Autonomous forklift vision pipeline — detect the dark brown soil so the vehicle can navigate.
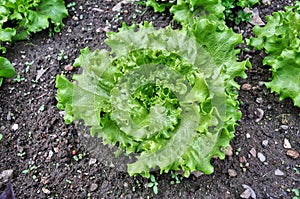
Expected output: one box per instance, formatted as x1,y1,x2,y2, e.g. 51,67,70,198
0,0,299,198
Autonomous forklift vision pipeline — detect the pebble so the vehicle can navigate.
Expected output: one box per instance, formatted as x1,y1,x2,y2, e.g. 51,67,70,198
249,8,265,26
262,140,268,147
283,138,292,149
72,16,79,21
228,169,237,177
191,171,203,177
256,98,263,104
275,169,284,176
286,150,299,159
53,147,59,153
0,170,13,182
255,108,264,122
90,183,98,192
64,65,74,71
262,0,271,5
241,184,256,199
123,182,128,187
48,150,54,158
240,189,251,199
246,133,251,139
42,187,51,194
280,125,289,130
89,158,97,165
241,83,252,91
11,124,18,131
257,152,266,162
223,145,233,156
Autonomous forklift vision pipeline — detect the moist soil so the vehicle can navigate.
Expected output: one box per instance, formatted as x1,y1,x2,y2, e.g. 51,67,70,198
0,0,299,198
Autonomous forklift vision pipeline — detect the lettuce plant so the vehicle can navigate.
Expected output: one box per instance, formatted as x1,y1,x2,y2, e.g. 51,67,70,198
145,0,259,25
0,0,68,85
56,19,249,177
249,2,300,108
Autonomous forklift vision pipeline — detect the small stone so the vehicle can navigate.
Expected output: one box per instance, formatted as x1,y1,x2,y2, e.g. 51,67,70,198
64,65,74,71
242,184,257,199
255,108,264,122
256,98,263,104
280,125,289,130
0,170,13,182
258,81,265,87
249,7,265,26
239,156,247,163
262,140,268,147
42,187,51,194
90,183,98,192
89,158,97,165
250,148,257,157
240,189,251,199
72,16,79,21
123,182,128,187
191,171,203,177
275,169,284,176
48,150,54,158
228,169,237,177
11,124,18,131
241,83,252,91
262,0,271,5
283,138,292,149
286,150,299,159
257,152,266,162
246,133,251,139
53,147,59,153
222,145,233,156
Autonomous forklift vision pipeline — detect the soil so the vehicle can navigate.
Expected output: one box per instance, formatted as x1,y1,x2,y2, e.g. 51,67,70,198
0,0,299,198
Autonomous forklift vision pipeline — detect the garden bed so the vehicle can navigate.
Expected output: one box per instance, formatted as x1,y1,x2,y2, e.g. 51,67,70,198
0,0,299,198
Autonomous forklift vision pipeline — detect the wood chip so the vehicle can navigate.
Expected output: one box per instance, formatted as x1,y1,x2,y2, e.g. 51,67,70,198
250,148,257,157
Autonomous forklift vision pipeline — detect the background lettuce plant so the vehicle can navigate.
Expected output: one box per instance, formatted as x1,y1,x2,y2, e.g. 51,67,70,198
144,0,225,25
56,19,249,177
0,0,68,85
144,0,259,25
249,2,300,108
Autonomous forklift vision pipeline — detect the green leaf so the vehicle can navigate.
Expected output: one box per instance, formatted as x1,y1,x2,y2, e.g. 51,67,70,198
25,10,49,33
153,185,158,194
0,133,3,141
0,57,16,78
37,0,68,31
0,28,16,42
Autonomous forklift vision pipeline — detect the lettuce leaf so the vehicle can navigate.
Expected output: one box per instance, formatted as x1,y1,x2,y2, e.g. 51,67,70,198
56,21,248,177
249,2,300,108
